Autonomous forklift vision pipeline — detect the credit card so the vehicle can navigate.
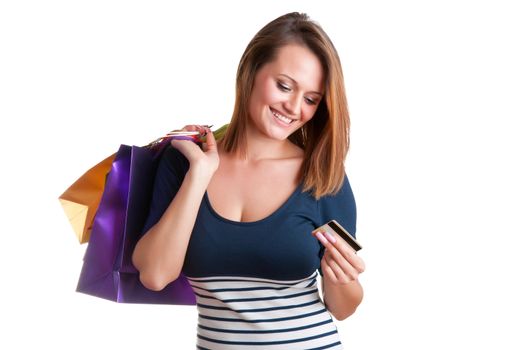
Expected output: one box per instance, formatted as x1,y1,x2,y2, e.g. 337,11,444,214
316,220,362,252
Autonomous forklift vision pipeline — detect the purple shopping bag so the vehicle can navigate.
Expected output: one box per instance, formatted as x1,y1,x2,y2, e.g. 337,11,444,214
76,141,196,305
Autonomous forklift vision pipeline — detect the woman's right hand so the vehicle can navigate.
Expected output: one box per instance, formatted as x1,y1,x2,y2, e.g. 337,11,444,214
170,125,219,181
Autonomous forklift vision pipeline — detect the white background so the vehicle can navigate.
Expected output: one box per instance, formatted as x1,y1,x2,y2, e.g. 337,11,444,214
1,1,526,349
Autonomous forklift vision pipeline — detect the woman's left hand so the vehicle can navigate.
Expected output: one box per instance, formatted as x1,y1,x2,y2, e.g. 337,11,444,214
312,229,365,285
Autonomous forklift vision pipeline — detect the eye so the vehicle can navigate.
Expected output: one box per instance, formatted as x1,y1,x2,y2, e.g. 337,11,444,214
277,82,291,92
304,97,317,106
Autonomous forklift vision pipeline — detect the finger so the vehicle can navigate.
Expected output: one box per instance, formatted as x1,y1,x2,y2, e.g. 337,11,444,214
347,253,365,274
321,255,338,283
322,231,365,273
314,231,347,265
170,138,201,160
324,253,355,283
314,231,330,247
316,231,363,279
181,125,209,138
326,242,363,278
182,125,201,132
202,127,217,153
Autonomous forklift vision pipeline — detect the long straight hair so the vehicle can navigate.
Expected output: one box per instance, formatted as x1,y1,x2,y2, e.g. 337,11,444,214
221,12,350,199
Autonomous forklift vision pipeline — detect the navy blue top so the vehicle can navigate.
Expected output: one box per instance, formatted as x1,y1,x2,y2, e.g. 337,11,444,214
142,146,357,281
142,146,357,349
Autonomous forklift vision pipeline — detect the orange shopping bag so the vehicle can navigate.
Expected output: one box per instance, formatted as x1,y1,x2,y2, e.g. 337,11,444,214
59,153,116,243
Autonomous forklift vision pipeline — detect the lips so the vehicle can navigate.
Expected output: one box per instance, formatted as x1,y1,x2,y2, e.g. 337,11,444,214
270,107,295,125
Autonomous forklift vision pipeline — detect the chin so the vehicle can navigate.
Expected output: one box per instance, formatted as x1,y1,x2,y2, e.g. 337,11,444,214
266,125,297,141
267,115,301,140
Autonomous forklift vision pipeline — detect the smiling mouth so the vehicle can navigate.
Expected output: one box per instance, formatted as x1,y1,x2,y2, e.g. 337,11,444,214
270,107,295,125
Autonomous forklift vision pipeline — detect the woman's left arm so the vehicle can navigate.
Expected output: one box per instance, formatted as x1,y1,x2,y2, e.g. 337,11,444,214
313,230,365,321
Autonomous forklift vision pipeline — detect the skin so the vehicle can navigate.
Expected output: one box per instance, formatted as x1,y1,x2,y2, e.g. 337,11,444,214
313,229,365,320
132,43,365,320
206,44,325,222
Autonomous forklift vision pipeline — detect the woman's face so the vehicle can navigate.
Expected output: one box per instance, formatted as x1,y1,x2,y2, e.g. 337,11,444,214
248,44,324,141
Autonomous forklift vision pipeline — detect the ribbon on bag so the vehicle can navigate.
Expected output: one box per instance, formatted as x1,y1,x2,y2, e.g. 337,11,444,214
71,124,228,304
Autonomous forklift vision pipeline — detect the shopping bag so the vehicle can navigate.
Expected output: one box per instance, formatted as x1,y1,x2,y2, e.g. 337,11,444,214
76,140,196,304
60,124,228,244
59,154,116,243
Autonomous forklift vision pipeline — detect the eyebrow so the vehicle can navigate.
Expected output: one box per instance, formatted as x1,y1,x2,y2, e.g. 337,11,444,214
278,74,323,96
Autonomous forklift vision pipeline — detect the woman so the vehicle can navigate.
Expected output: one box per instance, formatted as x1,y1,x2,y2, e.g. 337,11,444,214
133,12,365,349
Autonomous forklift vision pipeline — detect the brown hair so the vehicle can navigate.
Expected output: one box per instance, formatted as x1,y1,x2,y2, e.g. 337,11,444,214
221,12,350,199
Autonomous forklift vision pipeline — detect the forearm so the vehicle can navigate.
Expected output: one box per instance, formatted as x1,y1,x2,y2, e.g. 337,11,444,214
132,168,210,291
323,276,364,321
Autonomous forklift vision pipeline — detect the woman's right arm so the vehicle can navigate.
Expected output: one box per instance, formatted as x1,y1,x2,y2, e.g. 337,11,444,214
132,127,218,291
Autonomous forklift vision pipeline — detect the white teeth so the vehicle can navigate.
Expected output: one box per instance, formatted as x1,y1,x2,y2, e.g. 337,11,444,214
271,110,293,124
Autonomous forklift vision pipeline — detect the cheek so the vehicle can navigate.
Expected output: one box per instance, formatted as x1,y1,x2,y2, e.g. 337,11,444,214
301,106,318,123
260,80,282,104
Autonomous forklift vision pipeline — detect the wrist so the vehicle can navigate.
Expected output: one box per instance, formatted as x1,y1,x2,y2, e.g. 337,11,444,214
186,166,215,185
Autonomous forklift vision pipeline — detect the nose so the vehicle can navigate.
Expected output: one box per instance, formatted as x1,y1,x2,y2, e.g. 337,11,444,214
283,93,302,117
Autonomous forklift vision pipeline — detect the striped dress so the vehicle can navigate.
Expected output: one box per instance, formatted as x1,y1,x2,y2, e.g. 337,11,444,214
143,147,357,349
189,273,341,349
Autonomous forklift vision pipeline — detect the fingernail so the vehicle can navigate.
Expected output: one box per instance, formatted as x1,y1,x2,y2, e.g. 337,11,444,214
324,231,337,243
315,232,328,244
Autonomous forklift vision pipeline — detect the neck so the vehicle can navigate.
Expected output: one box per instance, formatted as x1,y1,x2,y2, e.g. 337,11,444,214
245,132,291,161
222,122,296,163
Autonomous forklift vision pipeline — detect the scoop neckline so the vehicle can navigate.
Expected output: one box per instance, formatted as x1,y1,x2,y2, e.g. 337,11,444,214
204,182,303,226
